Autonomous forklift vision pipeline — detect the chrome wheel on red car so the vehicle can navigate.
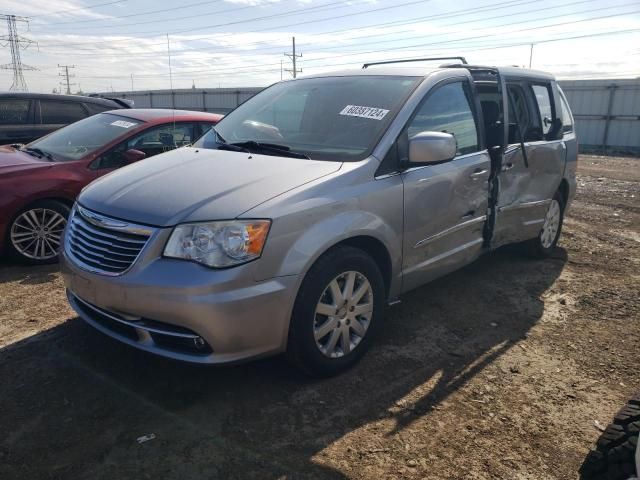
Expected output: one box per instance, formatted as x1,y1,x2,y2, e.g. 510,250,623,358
9,201,69,264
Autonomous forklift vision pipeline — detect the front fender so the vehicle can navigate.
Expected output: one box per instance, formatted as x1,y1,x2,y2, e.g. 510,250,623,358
257,207,403,300
243,158,404,297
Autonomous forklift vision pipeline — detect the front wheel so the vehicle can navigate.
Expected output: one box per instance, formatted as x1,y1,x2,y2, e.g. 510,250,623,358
525,190,565,258
286,245,385,377
8,200,70,265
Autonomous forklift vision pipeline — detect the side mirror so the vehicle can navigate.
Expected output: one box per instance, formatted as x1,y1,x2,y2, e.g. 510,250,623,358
122,148,146,163
408,131,456,165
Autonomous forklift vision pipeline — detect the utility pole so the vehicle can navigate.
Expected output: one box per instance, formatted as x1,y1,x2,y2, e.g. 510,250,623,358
58,64,76,94
284,36,302,78
0,14,37,91
529,43,534,68
130,73,134,91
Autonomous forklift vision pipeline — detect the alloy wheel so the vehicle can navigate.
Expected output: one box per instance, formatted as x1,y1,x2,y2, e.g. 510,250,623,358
10,208,67,260
541,199,561,249
314,270,374,358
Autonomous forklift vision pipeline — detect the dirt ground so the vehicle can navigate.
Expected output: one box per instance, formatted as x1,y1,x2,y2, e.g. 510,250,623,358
0,155,638,480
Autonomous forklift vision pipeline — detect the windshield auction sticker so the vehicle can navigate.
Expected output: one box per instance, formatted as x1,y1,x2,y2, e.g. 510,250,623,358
339,105,389,120
110,120,137,128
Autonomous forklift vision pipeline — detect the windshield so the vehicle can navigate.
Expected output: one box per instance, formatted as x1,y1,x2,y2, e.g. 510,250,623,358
29,113,143,161
193,76,420,161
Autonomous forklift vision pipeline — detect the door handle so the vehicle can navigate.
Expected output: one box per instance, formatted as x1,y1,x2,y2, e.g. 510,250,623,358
502,162,514,171
469,168,488,179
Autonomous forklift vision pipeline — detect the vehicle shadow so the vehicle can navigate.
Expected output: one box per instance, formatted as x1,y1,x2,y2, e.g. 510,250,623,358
0,258,59,285
0,247,567,480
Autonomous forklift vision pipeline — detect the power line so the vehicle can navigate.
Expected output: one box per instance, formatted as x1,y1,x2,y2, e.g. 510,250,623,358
28,29,638,83
5,2,637,86
42,0,373,34
24,28,638,81
0,14,37,91
42,2,256,31
42,8,640,80
36,0,633,67
39,0,223,25
34,0,608,65
39,0,545,56
31,0,128,18
36,0,435,47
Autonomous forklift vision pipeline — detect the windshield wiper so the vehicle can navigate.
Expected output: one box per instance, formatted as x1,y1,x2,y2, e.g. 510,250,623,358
230,141,309,159
217,143,251,154
210,128,250,154
21,147,54,161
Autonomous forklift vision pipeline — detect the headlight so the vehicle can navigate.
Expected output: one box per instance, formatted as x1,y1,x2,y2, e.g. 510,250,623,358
164,220,271,268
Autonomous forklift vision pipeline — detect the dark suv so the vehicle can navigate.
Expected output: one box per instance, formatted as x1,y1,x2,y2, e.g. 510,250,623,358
0,93,132,145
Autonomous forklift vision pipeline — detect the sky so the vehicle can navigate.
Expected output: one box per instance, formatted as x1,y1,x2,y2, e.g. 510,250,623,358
1,0,639,93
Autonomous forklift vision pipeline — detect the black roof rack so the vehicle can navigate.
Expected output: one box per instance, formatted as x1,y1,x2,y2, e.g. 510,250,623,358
362,56,468,69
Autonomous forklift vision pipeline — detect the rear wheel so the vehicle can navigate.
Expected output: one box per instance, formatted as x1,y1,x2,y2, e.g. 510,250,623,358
286,245,385,377
525,190,565,258
580,394,640,480
8,200,69,265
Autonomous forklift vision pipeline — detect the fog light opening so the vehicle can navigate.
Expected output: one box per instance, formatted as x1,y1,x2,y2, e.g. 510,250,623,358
193,337,206,350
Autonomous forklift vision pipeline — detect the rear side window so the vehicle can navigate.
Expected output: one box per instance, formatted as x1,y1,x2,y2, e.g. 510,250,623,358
507,84,541,143
408,81,479,156
559,92,574,133
531,84,554,139
40,100,87,124
0,99,30,125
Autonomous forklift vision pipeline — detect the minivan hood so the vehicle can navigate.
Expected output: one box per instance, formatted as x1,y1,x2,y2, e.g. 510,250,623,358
78,147,342,226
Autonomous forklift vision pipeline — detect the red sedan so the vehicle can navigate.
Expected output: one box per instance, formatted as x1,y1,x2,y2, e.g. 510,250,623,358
0,109,222,264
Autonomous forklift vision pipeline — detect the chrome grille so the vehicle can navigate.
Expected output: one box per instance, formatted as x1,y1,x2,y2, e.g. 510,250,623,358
65,205,153,275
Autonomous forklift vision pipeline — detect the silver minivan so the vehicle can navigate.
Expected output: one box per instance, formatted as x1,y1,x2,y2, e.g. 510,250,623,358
61,58,577,376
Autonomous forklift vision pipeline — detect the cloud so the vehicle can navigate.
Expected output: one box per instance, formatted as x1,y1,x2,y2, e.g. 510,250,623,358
2,0,120,20
2,0,638,92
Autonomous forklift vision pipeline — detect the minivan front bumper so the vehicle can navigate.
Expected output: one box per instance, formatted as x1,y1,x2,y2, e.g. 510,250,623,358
60,250,299,364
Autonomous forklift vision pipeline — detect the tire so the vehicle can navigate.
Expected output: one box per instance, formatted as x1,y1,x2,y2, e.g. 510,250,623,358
286,245,385,377
580,394,640,480
525,189,565,258
7,199,70,265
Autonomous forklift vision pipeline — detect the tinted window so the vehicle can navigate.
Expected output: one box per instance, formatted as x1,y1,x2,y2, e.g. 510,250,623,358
196,76,420,161
97,123,195,170
0,99,30,125
408,81,479,156
507,84,541,143
30,113,143,161
531,84,553,138
41,100,87,124
559,92,574,133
